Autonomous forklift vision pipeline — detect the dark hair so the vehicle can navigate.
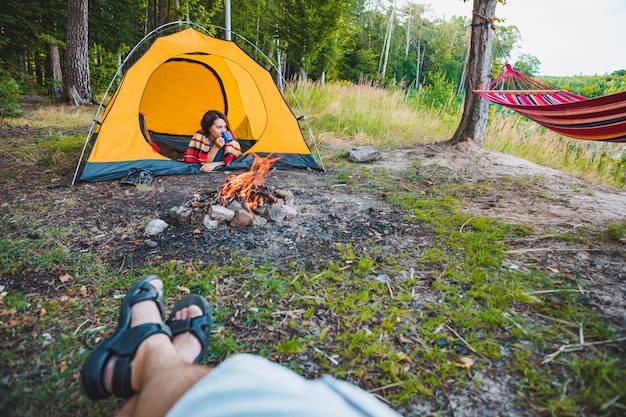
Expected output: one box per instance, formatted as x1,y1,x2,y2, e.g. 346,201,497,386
200,110,229,133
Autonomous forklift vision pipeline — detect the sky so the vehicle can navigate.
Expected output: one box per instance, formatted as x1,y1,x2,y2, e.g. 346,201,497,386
420,0,626,76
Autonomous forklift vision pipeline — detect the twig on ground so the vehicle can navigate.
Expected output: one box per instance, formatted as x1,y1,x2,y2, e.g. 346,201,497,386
312,347,338,366
542,337,626,364
459,218,471,233
526,289,598,295
368,381,403,393
502,311,528,335
579,323,584,345
445,324,489,360
508,247,601,254
386,281,394,298
533,312,578,327
73,319,91,335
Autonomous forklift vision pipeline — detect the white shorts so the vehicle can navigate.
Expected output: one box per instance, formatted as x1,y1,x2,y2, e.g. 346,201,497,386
166,354,401,417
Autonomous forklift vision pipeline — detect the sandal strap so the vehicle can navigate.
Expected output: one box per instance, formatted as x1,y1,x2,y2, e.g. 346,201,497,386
127,277,166,319
110,323,172,397
166,294,212,364
167,314,211,340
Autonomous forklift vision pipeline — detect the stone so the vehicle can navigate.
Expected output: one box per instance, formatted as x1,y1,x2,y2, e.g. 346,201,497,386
227,200,244,212
283,203,298,220
230,209,254,227
268,203,286,222
253,215,268,226
274,189,295,205
203,216,220,229
348,146,380,163
209,205,235,221
145,219,169,236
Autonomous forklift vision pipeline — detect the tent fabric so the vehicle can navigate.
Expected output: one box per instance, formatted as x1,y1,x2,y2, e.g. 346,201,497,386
79,28,321,182
475,64,626,143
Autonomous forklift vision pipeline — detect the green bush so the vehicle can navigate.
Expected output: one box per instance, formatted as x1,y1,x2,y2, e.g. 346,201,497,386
0,77,22,117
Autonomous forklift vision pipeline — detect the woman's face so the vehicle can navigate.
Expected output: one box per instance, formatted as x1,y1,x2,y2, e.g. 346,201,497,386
208,118,228,140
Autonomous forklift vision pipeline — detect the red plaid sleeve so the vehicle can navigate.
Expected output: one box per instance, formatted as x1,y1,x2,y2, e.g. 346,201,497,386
183,130,211,163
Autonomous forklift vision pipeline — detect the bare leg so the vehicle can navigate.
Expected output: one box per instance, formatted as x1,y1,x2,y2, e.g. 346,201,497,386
99,279,212,417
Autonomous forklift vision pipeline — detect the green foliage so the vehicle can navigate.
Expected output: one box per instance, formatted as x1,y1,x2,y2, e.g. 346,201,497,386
538,71,626,97
514,53,541,76
89,44,127,94
0,77,22,117
418,70,461,113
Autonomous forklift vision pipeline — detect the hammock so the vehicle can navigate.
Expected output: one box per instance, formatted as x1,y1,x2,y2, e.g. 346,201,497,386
475,64,626,142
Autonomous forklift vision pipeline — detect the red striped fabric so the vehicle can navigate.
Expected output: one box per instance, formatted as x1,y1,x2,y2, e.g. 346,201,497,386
475,65,626,142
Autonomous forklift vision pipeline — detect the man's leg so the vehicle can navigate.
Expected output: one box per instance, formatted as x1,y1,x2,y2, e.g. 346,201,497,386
130,305,213,417
94,278,212,417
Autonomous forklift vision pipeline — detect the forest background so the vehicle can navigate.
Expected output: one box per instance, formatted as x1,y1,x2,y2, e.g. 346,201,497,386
2,0,625,187
2,0,626,109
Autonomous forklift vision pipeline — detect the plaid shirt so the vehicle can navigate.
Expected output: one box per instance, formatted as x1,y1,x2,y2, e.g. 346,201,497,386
182,130,223,163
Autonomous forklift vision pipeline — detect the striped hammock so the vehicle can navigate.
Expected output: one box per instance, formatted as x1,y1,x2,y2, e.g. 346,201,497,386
475,64,626,142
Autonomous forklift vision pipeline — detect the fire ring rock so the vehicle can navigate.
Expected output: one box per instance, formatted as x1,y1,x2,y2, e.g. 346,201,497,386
348,146,380,163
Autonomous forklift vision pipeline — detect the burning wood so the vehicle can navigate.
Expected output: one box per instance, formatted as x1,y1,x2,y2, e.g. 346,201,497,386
217,154,282,210
169,154,300,228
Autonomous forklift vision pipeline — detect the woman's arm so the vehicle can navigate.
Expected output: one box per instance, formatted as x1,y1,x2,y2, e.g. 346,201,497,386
200,135,226,172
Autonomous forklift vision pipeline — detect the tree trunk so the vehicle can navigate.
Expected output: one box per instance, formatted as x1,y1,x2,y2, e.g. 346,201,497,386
448,0,496,146
66,0,92,104
156,0,167,27
173,0,179,21
48,44,63,96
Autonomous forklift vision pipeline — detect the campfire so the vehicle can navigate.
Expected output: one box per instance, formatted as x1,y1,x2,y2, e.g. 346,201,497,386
169,154,299,228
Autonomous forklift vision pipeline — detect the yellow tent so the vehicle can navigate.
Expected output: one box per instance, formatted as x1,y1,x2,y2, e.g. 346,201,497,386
78,27,320,182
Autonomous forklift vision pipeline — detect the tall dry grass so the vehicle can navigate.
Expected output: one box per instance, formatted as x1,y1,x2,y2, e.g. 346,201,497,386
6,104,95,129
288,80,459,147
290,81,625,188
484,112,626,187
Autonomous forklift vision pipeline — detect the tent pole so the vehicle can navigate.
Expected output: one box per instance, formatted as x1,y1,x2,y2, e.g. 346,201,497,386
225,0,232,40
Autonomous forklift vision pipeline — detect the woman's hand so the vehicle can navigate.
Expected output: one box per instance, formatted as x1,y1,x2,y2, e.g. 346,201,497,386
200,161,224,173
215,136,225,148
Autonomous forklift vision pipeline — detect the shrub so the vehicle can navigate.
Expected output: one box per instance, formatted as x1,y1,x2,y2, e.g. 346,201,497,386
0,77,22,117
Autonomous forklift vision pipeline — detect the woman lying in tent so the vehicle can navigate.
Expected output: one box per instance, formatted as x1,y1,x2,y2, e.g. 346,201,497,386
182,110,242,172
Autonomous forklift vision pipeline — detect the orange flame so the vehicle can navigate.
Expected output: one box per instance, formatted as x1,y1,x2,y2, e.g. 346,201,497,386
218,154,281,210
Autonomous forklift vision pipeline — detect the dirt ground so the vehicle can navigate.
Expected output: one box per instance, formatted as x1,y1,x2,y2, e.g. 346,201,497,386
1,136,625,416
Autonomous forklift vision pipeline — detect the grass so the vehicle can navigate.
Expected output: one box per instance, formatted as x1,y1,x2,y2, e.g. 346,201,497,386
1,86,625,416
483,110,626,188
288,81,626,188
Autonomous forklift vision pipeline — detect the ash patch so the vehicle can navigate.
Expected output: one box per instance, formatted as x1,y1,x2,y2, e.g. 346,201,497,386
105,170,429,272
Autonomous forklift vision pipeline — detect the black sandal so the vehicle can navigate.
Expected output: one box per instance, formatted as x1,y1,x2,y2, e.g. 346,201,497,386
81,275,172,400
166,294,212,364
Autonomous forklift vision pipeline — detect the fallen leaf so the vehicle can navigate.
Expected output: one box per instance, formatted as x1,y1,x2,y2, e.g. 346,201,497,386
59,274,72,283
397,335,415,345
177,285,191,294
455,356,474,368
39,308,47,317
0,308,17,316
185,268,193,278
548,267,559,274
192,228,202,235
